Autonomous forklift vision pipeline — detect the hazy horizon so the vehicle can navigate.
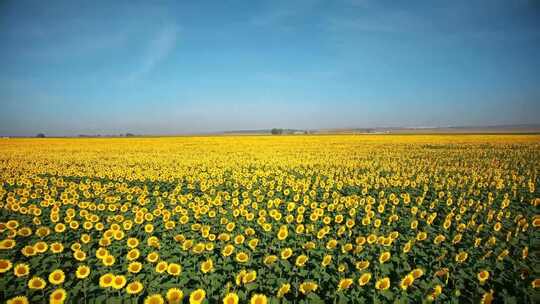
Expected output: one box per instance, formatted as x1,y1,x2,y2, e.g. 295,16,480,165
1,0,540,136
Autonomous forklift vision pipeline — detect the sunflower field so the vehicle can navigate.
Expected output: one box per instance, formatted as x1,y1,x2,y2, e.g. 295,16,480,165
0,135,539,304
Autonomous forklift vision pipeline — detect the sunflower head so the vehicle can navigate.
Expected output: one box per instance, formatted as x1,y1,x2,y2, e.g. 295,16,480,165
189,289,206,304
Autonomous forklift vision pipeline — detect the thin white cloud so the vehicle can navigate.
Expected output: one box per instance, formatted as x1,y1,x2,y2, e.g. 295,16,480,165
127,25,179,82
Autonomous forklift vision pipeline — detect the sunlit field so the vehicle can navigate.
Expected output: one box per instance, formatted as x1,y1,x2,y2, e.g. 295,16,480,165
0,135,539,304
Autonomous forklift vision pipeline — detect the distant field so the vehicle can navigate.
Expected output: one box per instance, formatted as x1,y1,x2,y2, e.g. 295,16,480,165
0,135,538,303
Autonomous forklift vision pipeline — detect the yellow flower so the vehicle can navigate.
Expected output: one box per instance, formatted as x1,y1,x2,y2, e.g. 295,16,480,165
477,270,489,285
400,274,415,290
200,259,214,273
277,226,288,241
455,251,468,263
99,273,114,288
299,281,318,294
295,255,308,267
480,290,494,304
0,259,13,273
75,265,90,279
321,255,332,267
338,278,354,290
14,263,30,277
263,255,278,266
112,275,127,290
144,294,164,304
378,252,391,264
156,261,168,273
355,260,369,271
167,263,182,276
128,261,143,273
242,270,257,284
375,277,390,290
222,244,234,257
7,296,29,304
223,292,239,304
250,294,268,304
49,288,67,304
358,273,372,286
532,278,540,288
48,269,65,285
126,281,144,295
280,248,293,260
28,276,47,290
411,268,424,279
236,252,249,263
166,288,184,304
277,283,291,298
189,289,206,304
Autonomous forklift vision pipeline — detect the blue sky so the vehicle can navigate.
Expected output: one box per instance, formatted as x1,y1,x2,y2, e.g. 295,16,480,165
1,0,539,135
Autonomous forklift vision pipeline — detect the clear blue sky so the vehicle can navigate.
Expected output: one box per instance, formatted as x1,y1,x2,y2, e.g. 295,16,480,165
1,0,539,136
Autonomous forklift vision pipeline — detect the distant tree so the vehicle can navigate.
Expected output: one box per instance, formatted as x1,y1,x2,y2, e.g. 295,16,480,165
271,128,283,135
125,133,135,137
36,133,46,138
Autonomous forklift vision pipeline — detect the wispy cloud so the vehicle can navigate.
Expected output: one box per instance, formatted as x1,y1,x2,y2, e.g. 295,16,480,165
127,25,179,82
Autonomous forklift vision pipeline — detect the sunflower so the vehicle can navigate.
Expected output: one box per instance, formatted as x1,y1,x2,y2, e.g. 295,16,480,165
49,288,67,304
295,255,308,267
378,252,391,264
280,248,293,260
242,270,257,284
73,250,86,261
375,277,390,290
532,279,540,288
355,260,369,271
223,292,239,304
166,263,181,276
277,283,291,298
263,255,277,266
480,290,494,304
236,252,249,263
128,261,143,274
28,276,47,290
222,244,234,257
34,241,48,253
147,252,160,263
166,288,184,304
400,274,415,290
200,259,214,274
236,270,247,286
358,273,372,286
102,255,115,266
6,296,29,304
75,265,90,279
156,261,168,273
0,239,17,249
126,281,144,295
0,259,13,273
321,255,332,267
48,269,65,285
250,294,268,304
477,270,489,285
112,275,127,290
299,281,318,294
189,289,206,304
126,248,140,261
127,237,139,248
455,251,468,263
338,278,354,290
144,294,165,304
411,268,424,279
14,263,30,277
99,273,114,288
277,227,288,241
